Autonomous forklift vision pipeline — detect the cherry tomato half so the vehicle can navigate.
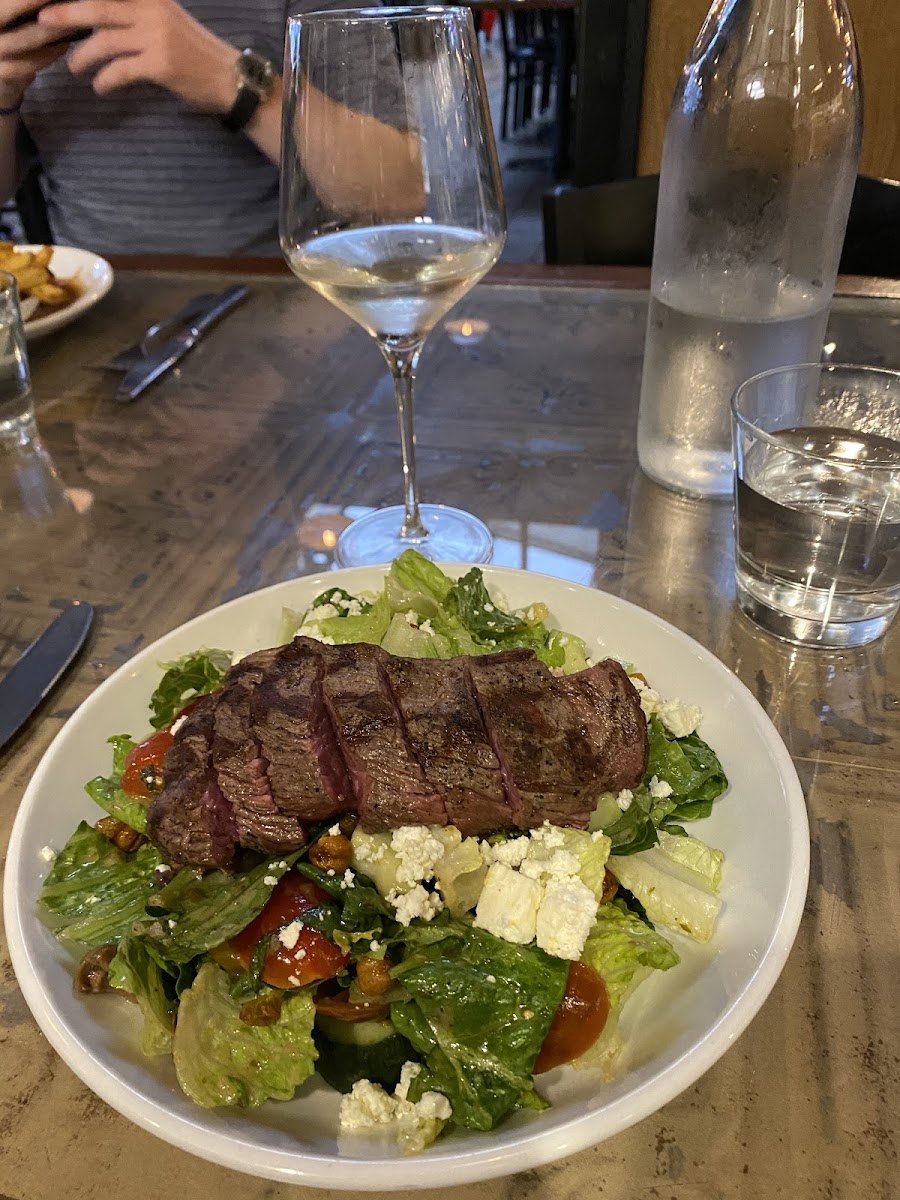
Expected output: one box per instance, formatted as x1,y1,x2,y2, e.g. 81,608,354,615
121,693,223,799
121,729,174,798
229,873,350,990
533,961,610,1073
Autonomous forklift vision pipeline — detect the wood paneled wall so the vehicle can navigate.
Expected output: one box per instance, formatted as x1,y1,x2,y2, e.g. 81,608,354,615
636,0,900,182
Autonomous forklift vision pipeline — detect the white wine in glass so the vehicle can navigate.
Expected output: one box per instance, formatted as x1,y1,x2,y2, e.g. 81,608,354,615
281,6,506,567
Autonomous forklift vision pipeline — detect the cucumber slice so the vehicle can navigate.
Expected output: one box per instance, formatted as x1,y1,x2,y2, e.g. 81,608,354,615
314,1017,418,1094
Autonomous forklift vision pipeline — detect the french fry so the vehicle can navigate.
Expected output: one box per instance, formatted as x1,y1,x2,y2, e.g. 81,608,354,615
13,266,51,292
1,251,35,272
1,244,77,319
31,283,69,306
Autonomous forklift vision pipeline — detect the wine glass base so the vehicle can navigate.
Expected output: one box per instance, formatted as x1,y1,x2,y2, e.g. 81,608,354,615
335,504,492,568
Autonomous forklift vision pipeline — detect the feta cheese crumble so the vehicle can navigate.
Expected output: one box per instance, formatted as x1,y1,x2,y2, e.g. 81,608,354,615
616,789,634,812
339,1075,452,1154
535,877,599,960
39,845,56,864
391,826,447,886
658,698,702,739
263,875,279,886
388,884,443,926
278,920,304,949
649,775,674,800
473,863,542,944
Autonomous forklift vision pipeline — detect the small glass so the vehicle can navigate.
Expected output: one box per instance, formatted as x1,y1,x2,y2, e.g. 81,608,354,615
732,363,900,647
0,271,34,436
0,272,72,531
280,6,506,567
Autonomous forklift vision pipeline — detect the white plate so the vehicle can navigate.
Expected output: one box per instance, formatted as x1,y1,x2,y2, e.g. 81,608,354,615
3,566,809,1189
14,245,114,340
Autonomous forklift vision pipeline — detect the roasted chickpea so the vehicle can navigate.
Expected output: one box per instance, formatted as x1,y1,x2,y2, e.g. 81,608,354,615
356,956,393,996
95,816,145,853
308,832,353,874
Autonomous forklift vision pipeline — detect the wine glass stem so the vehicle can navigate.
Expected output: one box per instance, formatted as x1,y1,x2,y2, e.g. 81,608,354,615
379,338,428,541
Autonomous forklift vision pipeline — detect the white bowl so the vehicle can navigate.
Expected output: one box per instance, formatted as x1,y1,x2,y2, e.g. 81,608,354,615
15,244,114,340
3,566,809,1189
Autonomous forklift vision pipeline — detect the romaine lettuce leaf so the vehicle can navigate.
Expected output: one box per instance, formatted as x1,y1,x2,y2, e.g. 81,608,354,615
657,829,724,891
608,848,722,942
581,899,679,1009
38,822,163,946
316,591,393,646
141,854,301,964
85,734,150,833
645,716,728,825
148,649,232,730
390,926,567,1131
590,789,659,856
387,550,454,611
172,963,317,1107
108,935,176,1055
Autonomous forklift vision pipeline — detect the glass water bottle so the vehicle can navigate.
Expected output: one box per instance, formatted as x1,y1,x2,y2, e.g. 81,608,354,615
637,0,862,498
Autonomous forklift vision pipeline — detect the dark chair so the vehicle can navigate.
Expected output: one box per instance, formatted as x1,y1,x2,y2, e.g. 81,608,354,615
542,173,900,277
542,174,658,265
499,10,557,139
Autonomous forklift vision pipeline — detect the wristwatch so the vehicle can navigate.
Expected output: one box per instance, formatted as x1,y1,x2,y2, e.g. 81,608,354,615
221,49,277,134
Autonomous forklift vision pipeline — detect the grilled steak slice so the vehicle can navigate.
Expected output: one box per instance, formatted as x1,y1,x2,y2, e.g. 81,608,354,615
251,638,352,822
559,658,649,795
319,642,447,829
147,694,238,867
467,650,648,829
212,649,308,855
383,655,512,835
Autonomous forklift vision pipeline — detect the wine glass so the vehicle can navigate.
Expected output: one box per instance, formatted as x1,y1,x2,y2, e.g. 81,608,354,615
281,5,506,567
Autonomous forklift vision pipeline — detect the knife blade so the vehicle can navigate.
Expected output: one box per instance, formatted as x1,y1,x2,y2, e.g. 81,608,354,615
115,283,250,403
0,601,94,750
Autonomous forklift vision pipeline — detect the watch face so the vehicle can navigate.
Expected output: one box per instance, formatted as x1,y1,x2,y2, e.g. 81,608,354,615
239,50,275,96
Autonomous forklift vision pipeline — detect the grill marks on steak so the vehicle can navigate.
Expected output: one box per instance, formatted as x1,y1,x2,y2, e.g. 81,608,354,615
384,655,512,835
148,638,649,866
146,694,238,868
213,649,308,855
320,642,447,829
251,640,351,822
467,651,615,829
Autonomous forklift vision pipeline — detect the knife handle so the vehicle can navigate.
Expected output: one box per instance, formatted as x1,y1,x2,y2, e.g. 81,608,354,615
190,284,250,338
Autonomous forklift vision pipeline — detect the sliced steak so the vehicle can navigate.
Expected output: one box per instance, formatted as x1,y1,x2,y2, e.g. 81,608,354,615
559,658,649,794
251,638,352,822
383,655,512,835
467,650,648,829
147,694,238,868
319,642,446,829
212,649,308,855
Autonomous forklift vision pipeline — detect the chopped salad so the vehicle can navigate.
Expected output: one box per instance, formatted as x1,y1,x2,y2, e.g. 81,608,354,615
38,552,729,1154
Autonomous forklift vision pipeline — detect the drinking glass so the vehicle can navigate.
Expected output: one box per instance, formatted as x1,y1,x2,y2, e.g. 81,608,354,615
0,271,72,532
732,363,900,648
281,6,506,567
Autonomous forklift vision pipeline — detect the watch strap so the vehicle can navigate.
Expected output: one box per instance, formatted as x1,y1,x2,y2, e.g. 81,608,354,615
222,85,261,134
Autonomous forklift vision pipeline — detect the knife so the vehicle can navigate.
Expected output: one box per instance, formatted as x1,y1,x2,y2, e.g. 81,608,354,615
115,284,250,403
0,601,94,750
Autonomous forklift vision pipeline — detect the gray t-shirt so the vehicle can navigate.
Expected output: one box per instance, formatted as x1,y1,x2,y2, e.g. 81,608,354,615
21,1,289,256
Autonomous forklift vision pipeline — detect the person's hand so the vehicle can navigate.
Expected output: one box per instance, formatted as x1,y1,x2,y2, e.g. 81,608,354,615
38,0,240,112
0,1,71,111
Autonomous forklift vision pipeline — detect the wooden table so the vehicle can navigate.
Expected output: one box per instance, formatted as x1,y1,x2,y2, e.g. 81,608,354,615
1,260,898,1200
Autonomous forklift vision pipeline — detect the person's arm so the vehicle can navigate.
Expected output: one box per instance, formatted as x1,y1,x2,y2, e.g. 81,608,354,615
38,0,282,163
0,1,70,201
295,82,425,223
